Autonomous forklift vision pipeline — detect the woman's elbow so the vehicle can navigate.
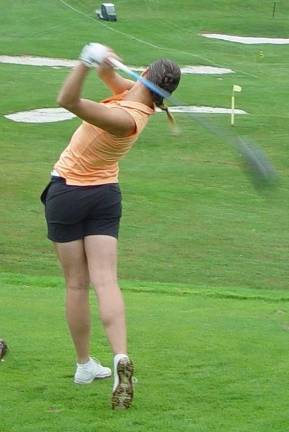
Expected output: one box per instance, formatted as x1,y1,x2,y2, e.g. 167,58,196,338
57,95,68,108
57,96,75,111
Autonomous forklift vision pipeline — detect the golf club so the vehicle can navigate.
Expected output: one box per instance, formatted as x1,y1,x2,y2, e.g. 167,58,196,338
109,57,279,190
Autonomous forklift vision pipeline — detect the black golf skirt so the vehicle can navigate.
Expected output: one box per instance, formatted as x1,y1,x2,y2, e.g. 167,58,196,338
40,176,122,243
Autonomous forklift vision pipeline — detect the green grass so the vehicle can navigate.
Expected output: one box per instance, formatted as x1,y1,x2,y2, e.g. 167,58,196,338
1,63,289,289
2,273,289,432
1,0,289,429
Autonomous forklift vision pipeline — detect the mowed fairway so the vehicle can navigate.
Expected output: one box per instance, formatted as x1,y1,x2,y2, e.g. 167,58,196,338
1,0,289,430
2,274,289,432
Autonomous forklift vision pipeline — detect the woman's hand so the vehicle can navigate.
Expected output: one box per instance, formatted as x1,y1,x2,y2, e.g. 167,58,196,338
80,43,120,72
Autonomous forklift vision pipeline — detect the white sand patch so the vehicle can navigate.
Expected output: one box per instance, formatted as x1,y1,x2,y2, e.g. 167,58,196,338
5,108,76,123
0,55,233,75
202,33,289,45
132,65,233,75
0,55,78,68
181,66,233,75
160,106,247,114
4,107,247,123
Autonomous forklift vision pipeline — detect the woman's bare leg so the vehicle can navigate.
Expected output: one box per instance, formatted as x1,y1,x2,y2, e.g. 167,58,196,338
55,240,90,364
84,235,127,355
85,234,133,409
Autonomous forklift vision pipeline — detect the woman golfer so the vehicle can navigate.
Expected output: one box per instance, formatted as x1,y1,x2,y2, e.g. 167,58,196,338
41,43,181,409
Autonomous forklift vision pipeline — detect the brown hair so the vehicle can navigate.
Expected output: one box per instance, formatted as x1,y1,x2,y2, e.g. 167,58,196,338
146,58,181,133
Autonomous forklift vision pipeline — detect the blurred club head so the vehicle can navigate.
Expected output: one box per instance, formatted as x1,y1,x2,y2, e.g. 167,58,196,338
235,137,279,191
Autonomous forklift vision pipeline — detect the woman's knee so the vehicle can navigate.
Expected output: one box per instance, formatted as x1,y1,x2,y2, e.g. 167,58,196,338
66,277,90,291
99,301,125,327
90,278,118,296
91,282,125,323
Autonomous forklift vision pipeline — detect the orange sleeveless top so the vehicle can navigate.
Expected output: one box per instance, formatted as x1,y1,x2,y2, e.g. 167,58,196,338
54,93,154,185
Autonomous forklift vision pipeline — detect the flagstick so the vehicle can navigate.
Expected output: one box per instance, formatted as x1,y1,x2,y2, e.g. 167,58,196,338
231,85,242,126
231,92,235,126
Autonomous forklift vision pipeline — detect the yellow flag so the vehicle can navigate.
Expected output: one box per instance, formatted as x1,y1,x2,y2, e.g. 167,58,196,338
233,85,242,92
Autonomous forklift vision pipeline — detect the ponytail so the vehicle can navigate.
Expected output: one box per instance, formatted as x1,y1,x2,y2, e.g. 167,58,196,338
158,103,180,136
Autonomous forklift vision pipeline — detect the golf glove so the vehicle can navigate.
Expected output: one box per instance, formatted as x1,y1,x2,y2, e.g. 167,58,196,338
80,43,110,68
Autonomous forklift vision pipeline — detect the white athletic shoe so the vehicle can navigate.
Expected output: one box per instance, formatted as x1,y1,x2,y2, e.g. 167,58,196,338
74,357,112,384
112,354,134,409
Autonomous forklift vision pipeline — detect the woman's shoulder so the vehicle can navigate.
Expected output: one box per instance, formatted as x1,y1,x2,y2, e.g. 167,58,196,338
117,100,154,115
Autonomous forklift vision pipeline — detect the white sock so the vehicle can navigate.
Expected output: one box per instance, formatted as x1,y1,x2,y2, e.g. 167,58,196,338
77,357,91,368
